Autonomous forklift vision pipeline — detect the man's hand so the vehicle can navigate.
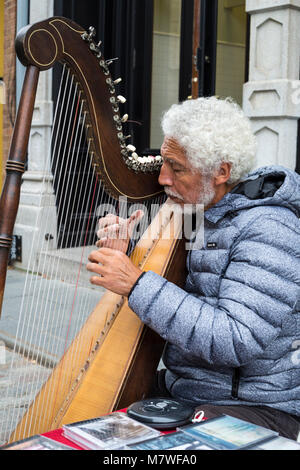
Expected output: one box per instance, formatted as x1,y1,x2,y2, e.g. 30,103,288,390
96,210,144,253
87,247,144,296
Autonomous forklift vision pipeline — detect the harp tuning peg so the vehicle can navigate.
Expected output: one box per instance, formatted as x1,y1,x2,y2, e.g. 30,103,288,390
127,144,136,152
88,26,96,39
117,95,126,104
113,78,122,85
89,42,97,51
106,57,119,66
95,45,102,58
81,32,89,41
121,114,128,123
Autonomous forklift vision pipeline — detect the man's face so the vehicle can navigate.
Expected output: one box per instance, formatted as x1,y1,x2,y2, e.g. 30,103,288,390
158,137,216,208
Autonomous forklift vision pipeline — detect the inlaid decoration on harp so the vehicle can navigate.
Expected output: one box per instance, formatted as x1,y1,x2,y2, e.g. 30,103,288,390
0,16,186,446
81,25,163,174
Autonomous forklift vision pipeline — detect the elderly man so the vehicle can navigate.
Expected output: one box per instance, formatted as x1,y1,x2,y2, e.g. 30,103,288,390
87,97,300,440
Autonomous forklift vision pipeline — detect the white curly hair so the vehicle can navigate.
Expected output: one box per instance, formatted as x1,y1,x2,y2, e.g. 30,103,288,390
161,96,257,184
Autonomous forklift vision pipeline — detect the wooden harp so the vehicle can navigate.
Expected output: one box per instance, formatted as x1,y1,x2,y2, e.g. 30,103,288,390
0,17,186,444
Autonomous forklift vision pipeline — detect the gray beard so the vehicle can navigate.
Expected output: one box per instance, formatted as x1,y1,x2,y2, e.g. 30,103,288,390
164,180,216,213
196,179,216,208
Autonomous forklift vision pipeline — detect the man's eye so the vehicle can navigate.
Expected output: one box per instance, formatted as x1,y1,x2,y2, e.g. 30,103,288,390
173,168,184,173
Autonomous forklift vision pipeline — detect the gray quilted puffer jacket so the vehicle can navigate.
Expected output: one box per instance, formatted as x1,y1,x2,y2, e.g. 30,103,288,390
128,165,300,416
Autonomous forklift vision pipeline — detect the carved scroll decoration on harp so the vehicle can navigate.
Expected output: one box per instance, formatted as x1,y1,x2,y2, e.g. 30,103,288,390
0,17,187,444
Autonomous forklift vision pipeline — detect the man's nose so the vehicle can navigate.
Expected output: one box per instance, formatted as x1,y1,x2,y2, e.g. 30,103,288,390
158,162,173,187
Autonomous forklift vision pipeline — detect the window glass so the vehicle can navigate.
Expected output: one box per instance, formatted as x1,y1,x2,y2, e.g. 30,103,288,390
215,0,247,106
150,0,182,148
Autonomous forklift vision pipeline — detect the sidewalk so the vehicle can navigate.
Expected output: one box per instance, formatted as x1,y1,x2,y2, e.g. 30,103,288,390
0,265,104,445
0,266,103,364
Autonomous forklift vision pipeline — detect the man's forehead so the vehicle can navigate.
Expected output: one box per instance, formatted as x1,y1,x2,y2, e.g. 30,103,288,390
160,137,204,174
161,136,182,151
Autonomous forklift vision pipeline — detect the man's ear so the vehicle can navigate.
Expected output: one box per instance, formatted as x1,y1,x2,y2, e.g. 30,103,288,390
214,162,232,186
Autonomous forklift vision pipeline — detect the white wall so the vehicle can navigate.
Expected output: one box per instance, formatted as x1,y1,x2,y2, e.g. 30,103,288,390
243,0,300,170
14,0,55,271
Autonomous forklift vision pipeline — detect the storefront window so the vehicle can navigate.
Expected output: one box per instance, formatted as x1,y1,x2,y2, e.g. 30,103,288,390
150,0,182,148
215,0,247,105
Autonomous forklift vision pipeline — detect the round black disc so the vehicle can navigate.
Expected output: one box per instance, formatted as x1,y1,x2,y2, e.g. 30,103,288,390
127,398,195,429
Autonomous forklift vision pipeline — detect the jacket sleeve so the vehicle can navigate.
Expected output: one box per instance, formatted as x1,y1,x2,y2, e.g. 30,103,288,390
128,214,300,367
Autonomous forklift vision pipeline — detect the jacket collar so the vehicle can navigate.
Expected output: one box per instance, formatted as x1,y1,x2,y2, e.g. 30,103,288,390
204,193,241,224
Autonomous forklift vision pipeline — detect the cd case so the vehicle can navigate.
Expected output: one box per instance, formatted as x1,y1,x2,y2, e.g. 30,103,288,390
1,435,74,450
179,414,279,450
248,436,300,451
127,430,214,450
62,412,161,450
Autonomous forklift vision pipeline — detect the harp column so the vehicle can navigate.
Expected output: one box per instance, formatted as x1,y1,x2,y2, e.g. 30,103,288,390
243,0,300,169
14,0,56,271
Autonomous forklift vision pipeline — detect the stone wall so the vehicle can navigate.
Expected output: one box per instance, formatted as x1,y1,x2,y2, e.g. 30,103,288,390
243,0,300,169
13,0,56,271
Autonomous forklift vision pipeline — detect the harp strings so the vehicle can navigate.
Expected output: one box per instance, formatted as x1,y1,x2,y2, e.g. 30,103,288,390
31,84,91,435
3,64,76,441
23,68,108,437
1,66,66,442
2,61,165,444
2,65,95,442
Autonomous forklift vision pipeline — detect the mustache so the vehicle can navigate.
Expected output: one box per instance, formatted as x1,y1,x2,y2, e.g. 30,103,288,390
164,187,184,201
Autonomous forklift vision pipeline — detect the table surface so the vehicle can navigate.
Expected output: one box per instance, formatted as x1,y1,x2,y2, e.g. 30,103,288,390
43,427,85,450
42,408,178,450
